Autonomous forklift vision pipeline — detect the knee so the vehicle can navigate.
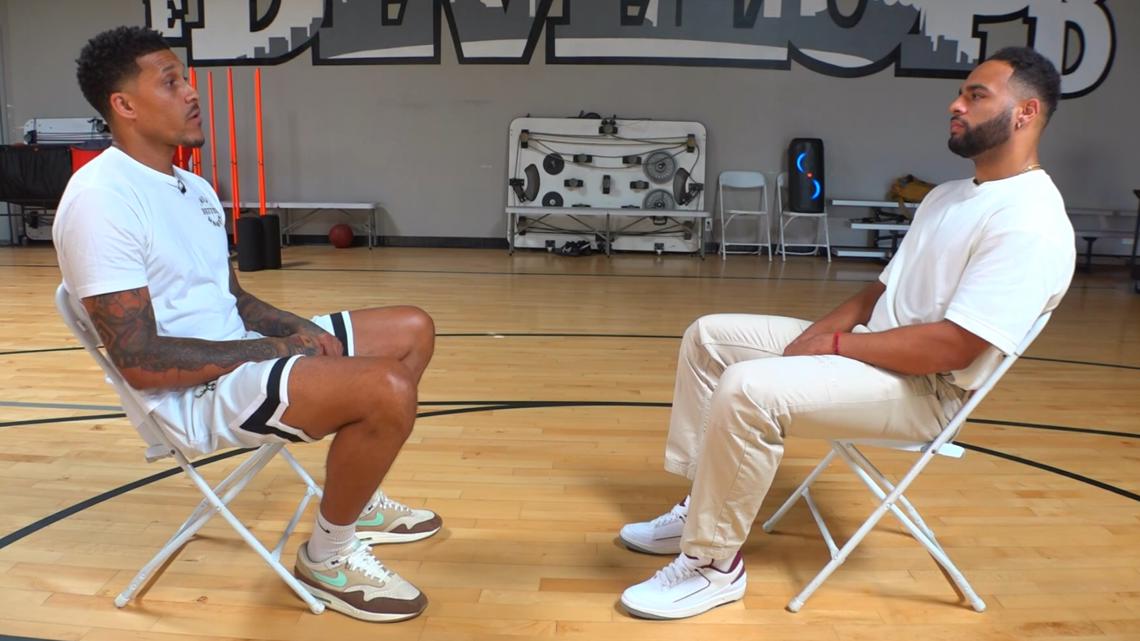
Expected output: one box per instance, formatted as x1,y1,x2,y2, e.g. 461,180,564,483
364,364,418,440
403,306,435,351
680,315,712,354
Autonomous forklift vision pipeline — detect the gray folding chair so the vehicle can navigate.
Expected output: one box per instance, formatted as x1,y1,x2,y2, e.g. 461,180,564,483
776,172,832,261
55,283,327,614
717,170,772,260
763,312,1053,612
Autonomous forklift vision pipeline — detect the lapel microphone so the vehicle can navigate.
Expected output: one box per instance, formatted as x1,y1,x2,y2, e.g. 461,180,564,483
177,178,186,194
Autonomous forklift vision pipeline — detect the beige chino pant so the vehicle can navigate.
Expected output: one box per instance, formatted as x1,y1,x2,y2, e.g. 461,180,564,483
664,314,966,559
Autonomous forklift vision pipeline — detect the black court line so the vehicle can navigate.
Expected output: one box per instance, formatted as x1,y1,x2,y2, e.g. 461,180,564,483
0,346,84,356
2,400,1137,559
437,332,682,340
0,412,127,429
0,448,250,551
1021,355,1140,371
0,259,1131,291
969,418,1139,440
956,442,1140,502
3,335,1138,373
285,265,880,284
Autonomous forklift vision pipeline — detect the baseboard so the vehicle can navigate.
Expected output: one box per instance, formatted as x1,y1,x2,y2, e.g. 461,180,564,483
286,235,509,250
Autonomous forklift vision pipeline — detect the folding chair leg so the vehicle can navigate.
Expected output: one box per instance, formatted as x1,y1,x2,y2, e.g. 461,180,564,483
114,446,279,608
783,444,985,613
181,461,326,615
115,447,326,616
832,445,986,613
281,447,324,498
762,449,837,533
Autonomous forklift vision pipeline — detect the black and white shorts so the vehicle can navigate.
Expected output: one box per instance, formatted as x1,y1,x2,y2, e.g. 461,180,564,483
151,311,355,455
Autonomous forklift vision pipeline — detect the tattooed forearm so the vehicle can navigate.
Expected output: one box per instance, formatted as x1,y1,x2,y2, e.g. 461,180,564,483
83,287,318,391
234,290,314,336
229,267,316,337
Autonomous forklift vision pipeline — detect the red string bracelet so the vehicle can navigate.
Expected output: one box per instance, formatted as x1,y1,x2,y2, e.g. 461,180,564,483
833,331,841,356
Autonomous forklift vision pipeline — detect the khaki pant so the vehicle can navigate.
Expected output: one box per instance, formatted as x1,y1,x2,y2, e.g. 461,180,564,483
665,314,966,559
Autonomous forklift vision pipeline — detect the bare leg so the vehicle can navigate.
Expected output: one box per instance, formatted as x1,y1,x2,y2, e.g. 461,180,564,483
347,306,435,383
281,356,416,523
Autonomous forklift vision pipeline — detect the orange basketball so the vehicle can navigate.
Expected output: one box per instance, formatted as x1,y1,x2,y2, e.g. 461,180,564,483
328,223,354,249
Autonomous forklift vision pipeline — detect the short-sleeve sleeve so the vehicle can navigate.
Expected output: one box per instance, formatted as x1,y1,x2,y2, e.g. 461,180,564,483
57,187,150,300
943,210,1070,355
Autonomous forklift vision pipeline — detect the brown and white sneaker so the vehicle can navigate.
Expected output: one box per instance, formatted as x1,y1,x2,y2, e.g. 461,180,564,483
355,491,442,544
295,539,427,622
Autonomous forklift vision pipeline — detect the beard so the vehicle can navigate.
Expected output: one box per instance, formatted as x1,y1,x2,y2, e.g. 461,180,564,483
948,110,1012,158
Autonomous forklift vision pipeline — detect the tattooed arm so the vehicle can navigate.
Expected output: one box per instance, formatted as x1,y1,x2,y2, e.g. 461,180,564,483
83,286,320,391
229,267,343,355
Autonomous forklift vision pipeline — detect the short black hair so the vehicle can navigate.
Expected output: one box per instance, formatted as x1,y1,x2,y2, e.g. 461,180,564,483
76,26,171,120
987,46,1062,122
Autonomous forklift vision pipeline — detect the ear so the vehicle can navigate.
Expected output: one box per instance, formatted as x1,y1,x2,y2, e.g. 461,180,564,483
108,90,138,124
1016,97,1042,130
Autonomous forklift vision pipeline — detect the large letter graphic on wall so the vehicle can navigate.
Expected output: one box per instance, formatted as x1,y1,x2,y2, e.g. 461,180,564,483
896,0,1115,97
144,0,325,65
441,0,554,63
548,0,795,67
144,1,1116,98
314,1,439,64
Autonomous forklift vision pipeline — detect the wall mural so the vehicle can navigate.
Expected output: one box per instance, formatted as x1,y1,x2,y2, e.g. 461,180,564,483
143,0,1116,98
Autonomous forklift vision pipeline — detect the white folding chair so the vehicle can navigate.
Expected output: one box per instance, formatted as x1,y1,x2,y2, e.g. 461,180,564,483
717,171,772,260
776,172,832,262
54,284,327,615
763,311,1053,613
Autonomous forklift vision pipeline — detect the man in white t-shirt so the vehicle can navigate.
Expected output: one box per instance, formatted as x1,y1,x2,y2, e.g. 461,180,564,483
618,47,1076,619
54,27,436,623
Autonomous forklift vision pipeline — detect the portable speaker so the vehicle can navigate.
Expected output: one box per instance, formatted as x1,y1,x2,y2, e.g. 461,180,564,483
237,216,265,272
787,138,825,213
261,214,281,270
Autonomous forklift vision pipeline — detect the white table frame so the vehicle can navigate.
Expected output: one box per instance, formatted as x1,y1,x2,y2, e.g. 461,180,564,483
506,206,712,257
221,201,379,249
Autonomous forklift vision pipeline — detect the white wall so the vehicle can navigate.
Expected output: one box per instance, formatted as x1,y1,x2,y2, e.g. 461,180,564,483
0,1,1135,251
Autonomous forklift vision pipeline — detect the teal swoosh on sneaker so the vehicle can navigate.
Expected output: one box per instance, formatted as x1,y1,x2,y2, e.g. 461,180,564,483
313,570,348,588
357,513,385,527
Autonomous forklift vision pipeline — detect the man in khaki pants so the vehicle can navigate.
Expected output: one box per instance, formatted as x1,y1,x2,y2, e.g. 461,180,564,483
619,47,1076,620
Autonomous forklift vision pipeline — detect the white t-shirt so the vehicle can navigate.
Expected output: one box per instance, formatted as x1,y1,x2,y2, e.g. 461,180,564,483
866,170,1074,390
53,146,246,409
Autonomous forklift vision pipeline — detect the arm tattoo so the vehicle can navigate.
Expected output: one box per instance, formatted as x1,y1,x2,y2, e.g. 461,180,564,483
84,287,312,390
229,268,316,337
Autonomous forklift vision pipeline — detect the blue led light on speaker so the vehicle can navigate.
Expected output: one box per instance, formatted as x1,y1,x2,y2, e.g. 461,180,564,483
812,179,822,201
796,152,807,174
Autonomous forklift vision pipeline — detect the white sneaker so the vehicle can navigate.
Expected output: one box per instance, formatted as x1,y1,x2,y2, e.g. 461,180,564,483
621,552,746,620
619,499,687,555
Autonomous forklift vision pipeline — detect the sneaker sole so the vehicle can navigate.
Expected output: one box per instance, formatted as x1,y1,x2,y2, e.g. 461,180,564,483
618,534,682,556
620,574,747,620
297,581,426,623
357,526,441,545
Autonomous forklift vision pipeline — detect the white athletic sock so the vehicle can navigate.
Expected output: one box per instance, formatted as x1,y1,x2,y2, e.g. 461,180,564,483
307,509,358,563
359,491,382,518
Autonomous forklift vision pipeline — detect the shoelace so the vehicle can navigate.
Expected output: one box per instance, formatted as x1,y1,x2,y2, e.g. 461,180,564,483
650,502,688,527
654,555,701,587
376,491,413,514
344,543,394,583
